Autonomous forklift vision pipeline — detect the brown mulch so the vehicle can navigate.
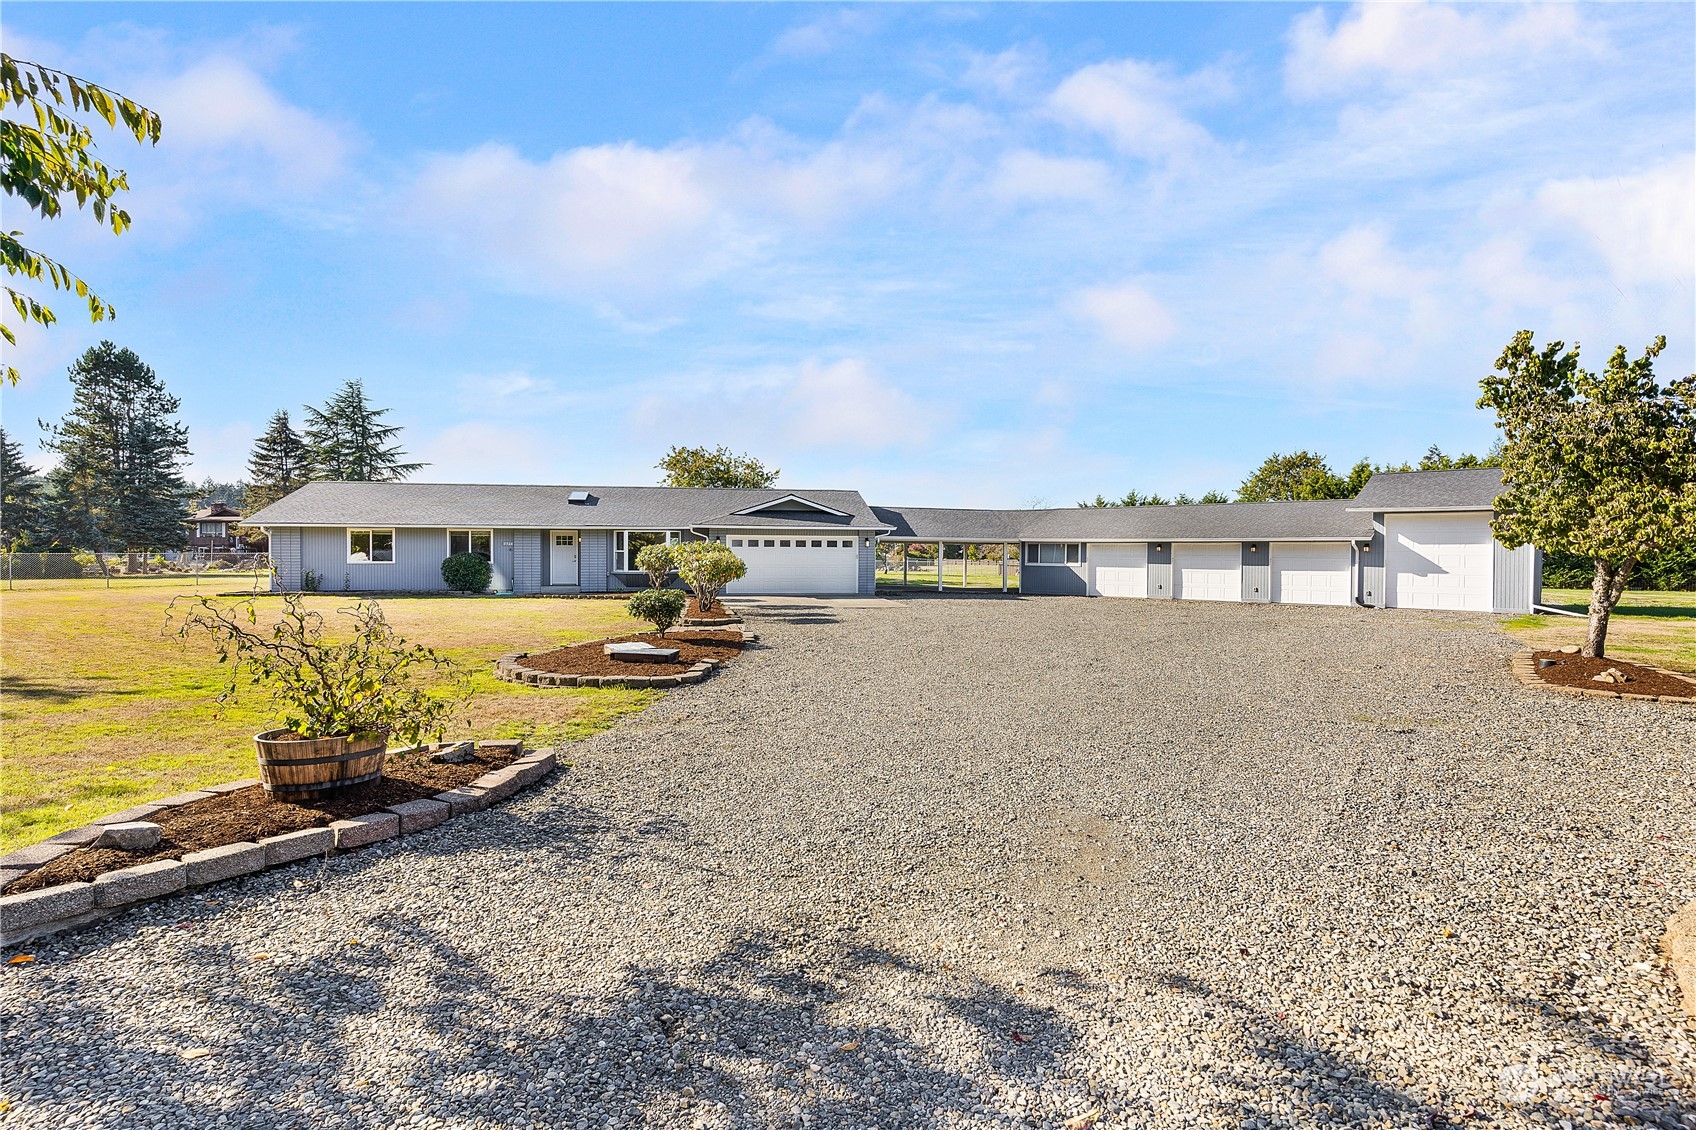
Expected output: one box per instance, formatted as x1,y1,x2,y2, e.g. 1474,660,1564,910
684,598,739,621
1530,651,1696,698
5,745,523,895
515,630,746,677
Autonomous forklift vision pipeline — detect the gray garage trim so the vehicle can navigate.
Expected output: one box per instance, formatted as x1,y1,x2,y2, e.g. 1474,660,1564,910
1359,517,1386,608
1492,540,1541,614
1146,541,1174,599
1241,542,1270,603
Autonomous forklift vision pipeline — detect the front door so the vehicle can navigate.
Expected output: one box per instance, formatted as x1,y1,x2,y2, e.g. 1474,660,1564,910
549,531,578,586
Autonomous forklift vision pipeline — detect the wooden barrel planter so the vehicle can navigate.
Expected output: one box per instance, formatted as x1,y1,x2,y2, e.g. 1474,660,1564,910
253,730,387,796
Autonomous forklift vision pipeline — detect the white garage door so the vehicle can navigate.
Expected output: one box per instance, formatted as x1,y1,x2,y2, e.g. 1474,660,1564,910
723,533,859,595
1174,543,1240,602
1386,513,1493,612
1271,542,1353,606
1090,543,1147,598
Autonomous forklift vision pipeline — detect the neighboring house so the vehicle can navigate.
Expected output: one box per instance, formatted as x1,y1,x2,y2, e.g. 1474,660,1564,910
244,468,1540,612
185,504,256,553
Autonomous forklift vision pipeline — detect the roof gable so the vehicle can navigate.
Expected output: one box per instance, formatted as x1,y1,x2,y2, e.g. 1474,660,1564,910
730,493,851,518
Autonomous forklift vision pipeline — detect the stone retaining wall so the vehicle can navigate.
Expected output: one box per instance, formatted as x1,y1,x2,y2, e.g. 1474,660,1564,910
0,745,559,947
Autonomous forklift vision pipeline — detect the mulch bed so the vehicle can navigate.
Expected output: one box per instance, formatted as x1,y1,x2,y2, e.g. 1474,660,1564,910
515,630,746,677
684,598,739,621
5,745,522,895
1530,651,1696,699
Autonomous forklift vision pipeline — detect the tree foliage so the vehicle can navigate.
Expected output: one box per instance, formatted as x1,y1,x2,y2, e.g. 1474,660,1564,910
1078,488,1230,507
657,445,778,489
303,380,424,482
440,551,492,593
41,341,190,551
169,593,463,744
1,55,161,385
672,540,747,612
0,425,47,547
245,410,310,511
634,542,676,590
627,587,686,636
1478,331,1696,656
1235,451,1364,502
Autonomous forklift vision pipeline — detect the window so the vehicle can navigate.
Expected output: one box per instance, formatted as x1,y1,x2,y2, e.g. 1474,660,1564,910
763,539,775,547
1025,542,1084,566
198,521,225,537
448,530,493,559
826,540,838,548
554,533,574,547
780,539,791,547
348,529,395,563
731,539,744,547
811,540,823,547
614,530,680,571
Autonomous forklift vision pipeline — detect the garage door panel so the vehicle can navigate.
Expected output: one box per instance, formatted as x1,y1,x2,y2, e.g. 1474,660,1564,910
724,535,858,595
1385,514,1493,612
1174,543,1239,602
1271,542,1352,606
1090,543,1147,598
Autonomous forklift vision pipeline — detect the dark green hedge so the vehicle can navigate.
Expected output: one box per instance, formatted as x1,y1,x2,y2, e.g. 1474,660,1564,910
1542,541,1696,592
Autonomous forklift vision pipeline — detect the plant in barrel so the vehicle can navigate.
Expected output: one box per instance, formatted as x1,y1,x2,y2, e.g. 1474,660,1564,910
168,593,464,796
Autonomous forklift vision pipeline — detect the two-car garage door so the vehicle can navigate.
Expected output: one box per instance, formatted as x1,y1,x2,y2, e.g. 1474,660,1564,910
725,534,859,595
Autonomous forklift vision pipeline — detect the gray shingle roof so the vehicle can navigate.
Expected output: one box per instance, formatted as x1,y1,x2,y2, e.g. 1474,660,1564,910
873,500,1370,542
245,482,888,530
1346,468,1504,512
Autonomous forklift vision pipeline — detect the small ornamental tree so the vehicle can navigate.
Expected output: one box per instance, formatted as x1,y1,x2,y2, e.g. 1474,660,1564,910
634,542,676,590
673,540,747,613
168,593,463,744
1478,331,1696,657
627,587,685,636
441,551,492,593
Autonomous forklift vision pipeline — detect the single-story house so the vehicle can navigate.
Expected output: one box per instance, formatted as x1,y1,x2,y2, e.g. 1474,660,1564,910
244,467,1541,612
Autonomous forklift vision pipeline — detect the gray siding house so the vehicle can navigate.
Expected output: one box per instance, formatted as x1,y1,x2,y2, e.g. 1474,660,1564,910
247,469,1539,612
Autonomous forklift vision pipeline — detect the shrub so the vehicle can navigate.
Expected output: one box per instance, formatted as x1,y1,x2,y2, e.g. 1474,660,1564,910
167,593,464,744
673,541,747,613
441,552,493,592
301,569,322,592
627,587,686,635
634,542,676,590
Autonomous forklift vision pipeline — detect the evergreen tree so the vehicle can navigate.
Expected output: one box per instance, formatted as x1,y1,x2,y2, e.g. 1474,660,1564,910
41,341,191,549
302,381,423,482
245,409,310,509
0,425,46,546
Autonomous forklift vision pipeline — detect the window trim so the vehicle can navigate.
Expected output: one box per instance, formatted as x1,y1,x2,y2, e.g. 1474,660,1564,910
1024,542,1086,566
614,529,682,571
446,528,494,560
348,528,396,564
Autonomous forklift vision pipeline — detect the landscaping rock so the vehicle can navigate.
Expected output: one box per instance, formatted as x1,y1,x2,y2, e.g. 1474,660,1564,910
181,842,266,886
429,741,476,764
1558,644,1581,653
92,859,187,908
330,811,399,849
258,827,334,865
386,798,450,833
1666,900,1696,1017
470,766,523,803
92,822,163,852
0,882,94,936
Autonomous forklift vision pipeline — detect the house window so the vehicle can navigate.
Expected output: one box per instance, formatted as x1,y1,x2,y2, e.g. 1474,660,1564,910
1025,542,1085,566
731,539,743,547
198,521,226,537
348,529,395,563
448,530,493,559
554,534,574,547
614,530,680,571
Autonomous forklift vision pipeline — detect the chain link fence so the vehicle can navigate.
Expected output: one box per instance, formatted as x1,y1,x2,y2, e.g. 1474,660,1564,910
2,550,273,587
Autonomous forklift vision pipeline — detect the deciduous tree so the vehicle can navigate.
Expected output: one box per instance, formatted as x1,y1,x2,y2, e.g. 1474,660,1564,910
1236,451,1352,502
656,445,778,489
1,55,161,385
1478,330,1696,656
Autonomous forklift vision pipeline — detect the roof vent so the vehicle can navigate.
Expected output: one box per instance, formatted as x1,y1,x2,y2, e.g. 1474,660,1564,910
567,491,591,504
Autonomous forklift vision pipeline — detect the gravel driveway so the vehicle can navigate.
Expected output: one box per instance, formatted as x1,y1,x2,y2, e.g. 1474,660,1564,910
6,596,1693,1129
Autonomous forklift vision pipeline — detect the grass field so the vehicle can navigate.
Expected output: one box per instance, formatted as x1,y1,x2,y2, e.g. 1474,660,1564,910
1501,588,1696,673
0,577,654,851
877,560,1019,589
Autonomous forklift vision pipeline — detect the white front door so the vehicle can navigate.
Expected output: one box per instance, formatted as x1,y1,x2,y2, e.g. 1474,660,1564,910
549,531,578,586
1090,543,1147,598
1386,513,1493,611
1174,543,1240,602
723,533,860,594
1271,542,1353,606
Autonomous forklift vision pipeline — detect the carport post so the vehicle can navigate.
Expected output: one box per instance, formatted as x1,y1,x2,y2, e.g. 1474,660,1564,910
902,548,908,587
1001,544,1008,592
938,542,944,591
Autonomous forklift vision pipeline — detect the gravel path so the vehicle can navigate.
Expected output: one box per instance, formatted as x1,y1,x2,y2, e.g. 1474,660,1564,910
5,596,1693,1129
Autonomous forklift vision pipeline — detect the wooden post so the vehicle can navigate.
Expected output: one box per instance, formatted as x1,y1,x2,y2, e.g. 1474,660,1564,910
1002,543,1008,592
903,547,909,587
937,542,944,591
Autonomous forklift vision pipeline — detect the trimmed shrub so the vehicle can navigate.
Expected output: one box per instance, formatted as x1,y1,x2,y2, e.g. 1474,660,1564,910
673,541,747,613
441,552,493,593
628,587,686,635
634,542,677,590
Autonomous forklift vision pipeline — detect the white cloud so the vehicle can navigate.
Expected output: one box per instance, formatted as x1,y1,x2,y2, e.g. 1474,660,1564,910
1462,237,1571,311
1285,2,1585,99
784,358,930,446
1073,282,1177,351
772,9,881,57
1049,59,1220,163
1534,157,1695,288
988,150,1112,204
1317,224,1437,304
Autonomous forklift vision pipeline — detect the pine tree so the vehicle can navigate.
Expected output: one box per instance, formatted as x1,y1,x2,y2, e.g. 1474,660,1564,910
0,426,46,546
245,410,310,510
302,381,424,482
41,341,191,550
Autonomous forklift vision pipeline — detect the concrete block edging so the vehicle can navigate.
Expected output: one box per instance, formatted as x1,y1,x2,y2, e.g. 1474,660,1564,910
0,745,560,947
493,628,757,690
1509,650,1696,705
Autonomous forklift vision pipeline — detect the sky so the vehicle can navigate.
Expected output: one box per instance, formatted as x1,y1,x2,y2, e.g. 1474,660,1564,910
2,2,1691,507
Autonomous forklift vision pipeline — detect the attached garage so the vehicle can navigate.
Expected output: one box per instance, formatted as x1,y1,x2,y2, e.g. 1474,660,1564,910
1385,513,1493,611
725,533,860,595
1271,542,1353,606
1174,543,1239,602
1089,543,1147,598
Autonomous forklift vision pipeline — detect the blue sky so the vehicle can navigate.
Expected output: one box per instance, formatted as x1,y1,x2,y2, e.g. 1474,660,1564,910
3,2,1691,506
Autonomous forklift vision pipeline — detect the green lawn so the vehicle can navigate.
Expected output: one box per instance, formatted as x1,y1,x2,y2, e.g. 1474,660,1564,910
1502,588,1696,673
0,578,656,851
878,560,1019,590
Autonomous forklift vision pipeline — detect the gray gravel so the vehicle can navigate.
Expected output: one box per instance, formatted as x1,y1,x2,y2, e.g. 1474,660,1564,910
4,595,1693,1129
